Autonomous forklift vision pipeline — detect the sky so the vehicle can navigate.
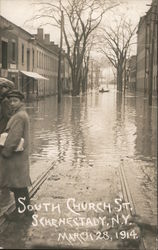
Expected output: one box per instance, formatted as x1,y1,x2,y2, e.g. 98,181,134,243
0,0,152,79
0,0,152,45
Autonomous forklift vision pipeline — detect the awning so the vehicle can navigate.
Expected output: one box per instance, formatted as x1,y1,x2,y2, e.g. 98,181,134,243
21,71,49,80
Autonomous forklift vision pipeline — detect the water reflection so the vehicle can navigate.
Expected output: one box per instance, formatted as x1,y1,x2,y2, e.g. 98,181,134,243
26,89,156,164
0,88,156,249
135,97,156,161
25,89,157,206
24,89,157,227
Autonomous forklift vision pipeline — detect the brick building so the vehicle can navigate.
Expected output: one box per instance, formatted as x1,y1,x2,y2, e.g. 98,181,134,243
136,0,157,99
0,15,72,100
0,16,19,87
34,29,59,98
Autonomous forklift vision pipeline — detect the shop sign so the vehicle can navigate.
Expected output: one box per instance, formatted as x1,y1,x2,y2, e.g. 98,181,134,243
8,69,19,73
10,64,17,69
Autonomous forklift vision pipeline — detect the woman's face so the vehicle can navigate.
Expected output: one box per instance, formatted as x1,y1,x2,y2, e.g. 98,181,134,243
9,97,22,110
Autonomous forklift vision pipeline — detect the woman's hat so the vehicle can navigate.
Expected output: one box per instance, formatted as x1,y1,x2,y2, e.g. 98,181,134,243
6,90,25,100
0,78,15,89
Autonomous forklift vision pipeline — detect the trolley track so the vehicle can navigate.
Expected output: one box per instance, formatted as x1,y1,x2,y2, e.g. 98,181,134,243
0,161,56,232
0,160,155,250
119,163,147,250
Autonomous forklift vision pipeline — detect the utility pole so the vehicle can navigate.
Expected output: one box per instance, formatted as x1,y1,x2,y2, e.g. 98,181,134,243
123,58,127,95
148,2,157,106
58,5,64,103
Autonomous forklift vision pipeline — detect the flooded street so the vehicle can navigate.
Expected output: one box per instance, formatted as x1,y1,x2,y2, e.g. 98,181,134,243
29,89,156,161
28,88,156,193
0,0,157,248
0,88,157,249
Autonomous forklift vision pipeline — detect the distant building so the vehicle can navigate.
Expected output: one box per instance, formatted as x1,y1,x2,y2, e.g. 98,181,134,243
34,28,59,98
136,0,157,97
126,55,137,91
61,53,72,94
88,59,101,91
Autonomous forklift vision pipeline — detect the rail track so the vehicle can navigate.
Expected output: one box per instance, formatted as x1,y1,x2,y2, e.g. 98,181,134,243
0,161,56,232
119,163,147,250
0,160,153,250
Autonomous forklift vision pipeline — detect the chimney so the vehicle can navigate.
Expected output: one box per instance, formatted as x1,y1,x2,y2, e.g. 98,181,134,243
37,28,43,41
50,41,54,46
50,41,56,49
44,34,50,44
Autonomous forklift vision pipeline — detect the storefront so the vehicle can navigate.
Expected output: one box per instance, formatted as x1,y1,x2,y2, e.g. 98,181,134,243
20,71,48,100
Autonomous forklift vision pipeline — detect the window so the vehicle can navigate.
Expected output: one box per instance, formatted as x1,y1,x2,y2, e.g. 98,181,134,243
11,76,18,88
22,44,24,64
21,75,24,92
32,49,35,68
12,41,16,62
37,51,39,67
2,41,8,69
33,79,35,93
11,76,15,83
27,49,30,71
39,52,41,68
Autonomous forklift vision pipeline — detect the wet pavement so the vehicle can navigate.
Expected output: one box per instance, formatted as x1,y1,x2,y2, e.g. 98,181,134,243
0,88,157,249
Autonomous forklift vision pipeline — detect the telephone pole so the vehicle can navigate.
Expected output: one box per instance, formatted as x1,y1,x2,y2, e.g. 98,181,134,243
148,2,157,106
58,4,64,103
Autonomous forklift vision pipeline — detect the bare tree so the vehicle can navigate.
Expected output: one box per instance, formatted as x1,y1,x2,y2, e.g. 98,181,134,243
27,0,118,96
98,18,137,92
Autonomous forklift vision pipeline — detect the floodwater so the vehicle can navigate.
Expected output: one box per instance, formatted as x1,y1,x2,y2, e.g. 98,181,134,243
27,87,156,182
0,87,157,249
26,86,157,222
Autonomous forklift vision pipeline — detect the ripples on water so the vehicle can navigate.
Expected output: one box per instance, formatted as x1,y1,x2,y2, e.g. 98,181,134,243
26,89,157,201
26,89,156,164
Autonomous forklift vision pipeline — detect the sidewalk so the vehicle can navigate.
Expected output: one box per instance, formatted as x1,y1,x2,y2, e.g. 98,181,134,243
0,159,55,216
29,159,157,250
0,158,157,249
31,159,151,249
4,159,139,249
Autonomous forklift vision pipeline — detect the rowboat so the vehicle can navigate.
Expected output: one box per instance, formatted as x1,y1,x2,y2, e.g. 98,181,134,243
99,88,110,93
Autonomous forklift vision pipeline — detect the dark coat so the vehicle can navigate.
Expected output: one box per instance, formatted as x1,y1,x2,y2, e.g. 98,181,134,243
0,104,31,188
0,97,12,134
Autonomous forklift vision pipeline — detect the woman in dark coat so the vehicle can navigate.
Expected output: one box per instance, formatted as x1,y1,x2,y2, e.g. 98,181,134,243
0,78,15,198
0,90,32,221
0,78,15,133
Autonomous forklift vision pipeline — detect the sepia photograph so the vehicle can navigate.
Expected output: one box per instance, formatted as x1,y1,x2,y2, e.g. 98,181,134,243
0,0,157,249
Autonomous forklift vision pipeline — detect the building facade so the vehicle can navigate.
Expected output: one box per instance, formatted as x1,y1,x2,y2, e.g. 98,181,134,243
136,0,157,98
0,16,19,87
35,29,59,98
136,16,146,93
0,16,72,100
